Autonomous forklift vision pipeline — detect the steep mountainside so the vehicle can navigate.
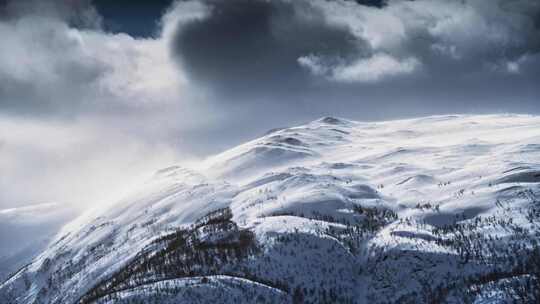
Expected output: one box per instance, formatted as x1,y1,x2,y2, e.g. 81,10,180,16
0,203,79,282
1,114,540,303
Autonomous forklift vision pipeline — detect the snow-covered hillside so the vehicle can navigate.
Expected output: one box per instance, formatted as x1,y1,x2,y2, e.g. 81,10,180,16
0,203,79,282
1,114,540,303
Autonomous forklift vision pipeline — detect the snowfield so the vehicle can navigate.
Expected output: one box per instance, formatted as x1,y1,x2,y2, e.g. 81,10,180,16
1,114,540,303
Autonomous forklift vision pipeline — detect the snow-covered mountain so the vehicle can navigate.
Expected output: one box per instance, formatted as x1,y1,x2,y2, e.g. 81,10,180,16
0,203,79,282
1,114,540,303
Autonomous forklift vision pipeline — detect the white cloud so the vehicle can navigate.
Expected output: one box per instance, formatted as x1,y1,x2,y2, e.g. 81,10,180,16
160,0,210,43
488,53,540,75
311,0,407,51
299,0,540,82
0,14,194,114
0,0,212,209
333,54,419,83
506,61,521,74
299,53,419,83
297,55,329,77
0,116,190,210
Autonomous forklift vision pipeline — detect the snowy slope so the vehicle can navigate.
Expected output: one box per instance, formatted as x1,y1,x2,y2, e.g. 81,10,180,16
1,114,540,303
0,203,79,282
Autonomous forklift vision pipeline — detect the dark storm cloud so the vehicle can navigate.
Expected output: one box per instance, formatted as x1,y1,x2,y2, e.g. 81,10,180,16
170,0,540,119
172,0,361,100
353,0,386,8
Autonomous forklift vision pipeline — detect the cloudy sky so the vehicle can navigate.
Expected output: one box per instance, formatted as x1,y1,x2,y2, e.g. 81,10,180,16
1,0,539,210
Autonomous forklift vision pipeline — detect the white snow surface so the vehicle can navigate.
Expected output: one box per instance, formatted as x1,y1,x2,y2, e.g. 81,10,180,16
1,114,540,303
